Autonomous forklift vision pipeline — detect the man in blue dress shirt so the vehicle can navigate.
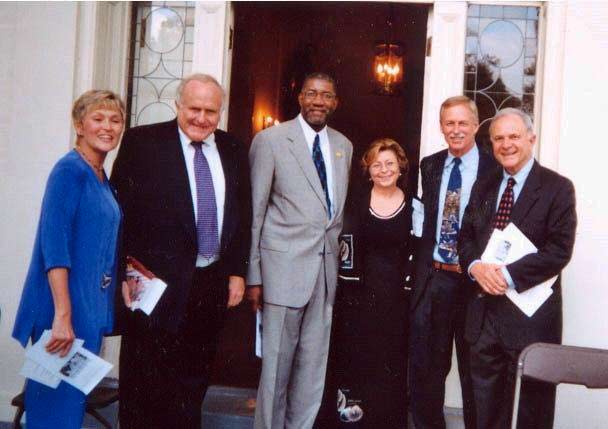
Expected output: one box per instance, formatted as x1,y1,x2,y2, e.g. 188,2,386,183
410,96,498,429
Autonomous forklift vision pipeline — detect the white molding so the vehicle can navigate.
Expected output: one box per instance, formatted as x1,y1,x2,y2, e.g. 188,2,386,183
419,1,468,163
193,1,232,129
537,1,567,171
193,1,228,81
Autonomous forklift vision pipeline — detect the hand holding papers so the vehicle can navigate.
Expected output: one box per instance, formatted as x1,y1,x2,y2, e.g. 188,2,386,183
481,223,557,317
125,256,167,315
20,330,112,394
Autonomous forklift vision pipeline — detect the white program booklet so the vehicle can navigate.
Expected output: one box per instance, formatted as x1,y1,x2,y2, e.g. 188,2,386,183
255,309,263,358
21,330,112,394
481,223,557,317
411,198,424,238
126,256,167,316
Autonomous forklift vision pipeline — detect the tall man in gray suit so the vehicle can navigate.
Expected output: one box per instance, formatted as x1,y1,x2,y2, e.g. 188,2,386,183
248,72,353,429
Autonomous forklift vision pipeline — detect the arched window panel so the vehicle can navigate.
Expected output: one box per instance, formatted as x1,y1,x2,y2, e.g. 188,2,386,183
464,4,540,149
127,1,196,128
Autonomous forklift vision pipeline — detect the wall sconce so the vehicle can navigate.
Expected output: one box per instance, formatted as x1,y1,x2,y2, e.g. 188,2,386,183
373,42,404,96
263,115,279,129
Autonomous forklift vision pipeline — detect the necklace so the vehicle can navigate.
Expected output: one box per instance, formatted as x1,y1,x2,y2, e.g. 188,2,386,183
75,147,104,175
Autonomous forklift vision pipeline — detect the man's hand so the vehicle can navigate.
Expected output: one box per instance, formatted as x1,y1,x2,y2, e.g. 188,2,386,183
227,276,245,308
122,278,143,308
470,262,508,295
246,285,263,313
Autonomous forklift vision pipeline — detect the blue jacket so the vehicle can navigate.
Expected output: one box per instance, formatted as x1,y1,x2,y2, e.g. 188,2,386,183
13,150,121,351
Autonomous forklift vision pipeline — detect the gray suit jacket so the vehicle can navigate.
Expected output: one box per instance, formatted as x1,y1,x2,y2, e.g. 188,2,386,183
247,118,353,307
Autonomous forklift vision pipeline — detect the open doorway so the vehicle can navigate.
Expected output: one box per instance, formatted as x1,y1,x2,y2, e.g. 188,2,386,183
213,1,429,389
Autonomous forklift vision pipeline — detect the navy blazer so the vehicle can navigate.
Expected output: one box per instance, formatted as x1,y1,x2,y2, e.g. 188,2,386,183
411,145,499,310
458,161,577,348
111,119,251,333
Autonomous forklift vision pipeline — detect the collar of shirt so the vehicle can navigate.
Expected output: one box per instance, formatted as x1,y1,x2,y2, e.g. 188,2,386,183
297,113,329,153
444,143,479,171
498,155,535,206
178,126,217,150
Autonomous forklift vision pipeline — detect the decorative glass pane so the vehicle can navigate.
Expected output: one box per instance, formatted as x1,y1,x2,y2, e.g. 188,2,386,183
126,2,196,127
464,4,540,148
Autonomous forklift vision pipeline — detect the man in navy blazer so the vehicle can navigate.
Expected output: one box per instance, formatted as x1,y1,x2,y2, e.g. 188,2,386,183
410,96,498,429
111,74,251,429
458,108,577,428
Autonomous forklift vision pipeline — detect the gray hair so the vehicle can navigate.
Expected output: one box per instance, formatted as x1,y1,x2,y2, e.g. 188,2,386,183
490,108,534,134
176,73,225,106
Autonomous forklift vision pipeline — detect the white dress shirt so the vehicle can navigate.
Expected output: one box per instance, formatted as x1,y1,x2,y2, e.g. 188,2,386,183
297,113,335,217
178,127,225,265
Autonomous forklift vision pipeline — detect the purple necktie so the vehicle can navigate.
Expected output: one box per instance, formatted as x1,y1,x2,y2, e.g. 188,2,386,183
192,141,219,258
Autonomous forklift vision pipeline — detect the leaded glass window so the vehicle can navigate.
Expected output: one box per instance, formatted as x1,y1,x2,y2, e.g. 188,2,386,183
126,2,196,127
464,4,540,146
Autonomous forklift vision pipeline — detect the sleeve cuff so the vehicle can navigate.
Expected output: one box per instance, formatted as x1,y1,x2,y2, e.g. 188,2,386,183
467,260,481,281
501,266,516,289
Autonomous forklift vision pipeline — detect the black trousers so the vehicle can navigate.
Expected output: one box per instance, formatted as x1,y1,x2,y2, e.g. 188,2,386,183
119,264,227,429
470,311,556,429
409,269,476,429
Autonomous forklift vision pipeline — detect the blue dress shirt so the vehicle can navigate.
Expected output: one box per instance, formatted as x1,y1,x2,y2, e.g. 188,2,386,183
433,144,479,263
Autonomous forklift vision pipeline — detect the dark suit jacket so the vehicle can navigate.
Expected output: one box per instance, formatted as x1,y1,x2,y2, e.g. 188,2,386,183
111,119,251,333
411,145,499,310
458,161,577,349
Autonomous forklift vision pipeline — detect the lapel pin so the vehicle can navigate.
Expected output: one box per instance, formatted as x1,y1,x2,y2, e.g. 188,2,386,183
335,151,343,158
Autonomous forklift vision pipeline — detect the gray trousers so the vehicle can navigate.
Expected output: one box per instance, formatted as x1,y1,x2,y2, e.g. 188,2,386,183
254,269,333,429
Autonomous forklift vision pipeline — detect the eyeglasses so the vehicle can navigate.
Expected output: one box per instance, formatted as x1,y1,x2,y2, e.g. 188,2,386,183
301,90,336,101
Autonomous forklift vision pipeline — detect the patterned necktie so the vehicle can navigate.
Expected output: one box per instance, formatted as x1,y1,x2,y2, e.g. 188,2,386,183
192,141,219,258
438,157,462,263
493,177,516,230
312,134,331,217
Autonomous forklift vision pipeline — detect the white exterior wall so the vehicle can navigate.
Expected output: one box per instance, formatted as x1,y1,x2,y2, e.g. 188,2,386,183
554,2,608,427
0,2,80,421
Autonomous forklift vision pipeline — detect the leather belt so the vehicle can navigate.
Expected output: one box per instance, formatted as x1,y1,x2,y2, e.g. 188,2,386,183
432,261,462,274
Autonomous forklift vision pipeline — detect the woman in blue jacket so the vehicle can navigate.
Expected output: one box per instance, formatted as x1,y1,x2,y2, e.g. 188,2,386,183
12,89,125,429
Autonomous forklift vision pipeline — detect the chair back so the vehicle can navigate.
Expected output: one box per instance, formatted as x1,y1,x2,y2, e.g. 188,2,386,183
512,342,608,429
519,342,608,388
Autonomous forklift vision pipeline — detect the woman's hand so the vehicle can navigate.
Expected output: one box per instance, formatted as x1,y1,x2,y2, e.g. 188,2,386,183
46,268,75,357
46,313,75,357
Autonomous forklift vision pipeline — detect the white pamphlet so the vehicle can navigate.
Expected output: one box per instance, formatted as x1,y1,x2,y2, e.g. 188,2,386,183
128,272,168,316
411,198,424,238
255,309,263,358
19,358,61,388
481,223,557,317
22,330,113,394
126,257,167,316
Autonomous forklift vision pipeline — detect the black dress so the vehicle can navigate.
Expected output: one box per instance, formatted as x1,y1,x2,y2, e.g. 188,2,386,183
320,194,414,428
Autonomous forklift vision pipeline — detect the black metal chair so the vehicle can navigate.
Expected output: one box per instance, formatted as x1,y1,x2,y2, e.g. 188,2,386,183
511,342,608,429
11,377,119,429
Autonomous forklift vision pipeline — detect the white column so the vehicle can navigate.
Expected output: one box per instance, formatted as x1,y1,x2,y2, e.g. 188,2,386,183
419,1,468,162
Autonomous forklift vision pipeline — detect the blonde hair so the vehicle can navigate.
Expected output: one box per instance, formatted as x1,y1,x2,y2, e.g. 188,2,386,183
71,90,126,127
439,95,479,124
361,138,409,176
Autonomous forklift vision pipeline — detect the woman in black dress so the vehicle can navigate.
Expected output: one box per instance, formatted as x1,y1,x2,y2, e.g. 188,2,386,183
320,138,416,428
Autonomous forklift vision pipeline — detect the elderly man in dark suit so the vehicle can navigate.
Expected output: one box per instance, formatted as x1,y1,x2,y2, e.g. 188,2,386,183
111,74,251,429
410,96,498,429
458,108,577,428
